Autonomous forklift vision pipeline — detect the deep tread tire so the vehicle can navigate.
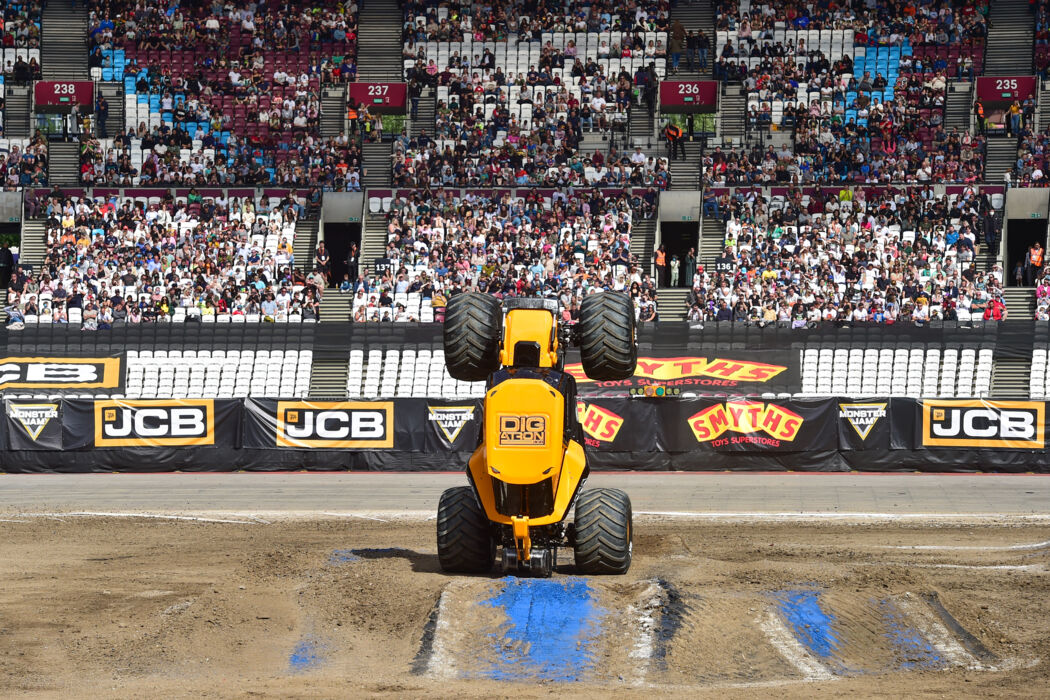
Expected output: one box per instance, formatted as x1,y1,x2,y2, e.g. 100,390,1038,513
573,488,632,575
443,292,502,381
578,293,637,381
437,486,495,573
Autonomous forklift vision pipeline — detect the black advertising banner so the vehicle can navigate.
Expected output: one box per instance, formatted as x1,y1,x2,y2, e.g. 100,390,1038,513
424,400,481,452
61,398,240,449
660,398,836,453
0,353,126,393
3,395,1050,473
575,398,654,451
837,401,890,451
4,399,63,450
565,350,800,397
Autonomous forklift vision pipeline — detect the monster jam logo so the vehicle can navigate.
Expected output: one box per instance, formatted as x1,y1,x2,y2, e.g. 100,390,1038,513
922,400,1045,449
95,400,214,446
839,403,888,440
576,402,623,445
7,402,58,440
688,401,804,447
498,415,547,446
427,405,476,444
565,356,788,389
0,356,124,391
277,401,394,448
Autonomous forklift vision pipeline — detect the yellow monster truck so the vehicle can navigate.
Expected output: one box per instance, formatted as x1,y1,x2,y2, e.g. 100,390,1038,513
437,293,637,577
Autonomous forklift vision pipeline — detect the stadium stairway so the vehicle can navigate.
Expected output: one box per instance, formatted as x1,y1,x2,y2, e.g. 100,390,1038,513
97,83,124,138
991,356,1032,398
668,141,703,189
408,88,435,139
985,139,1019,186
17,218,47,270
308,357,350,398
1003,287,1036,320
984,0,1034,76
718,87,746,147
4,85,31,139
656,288,690,321
632,216,657,277
698,215,724,267
945,81,972,132
41,2,89,80
360,208,388,277
321,84,348,138
294,218,320,273
357,0,404,82
362,142,392,188
1039,87,1050,132
47,142,80,186
629,106,656,151
668,0,715,79
319,293,352,323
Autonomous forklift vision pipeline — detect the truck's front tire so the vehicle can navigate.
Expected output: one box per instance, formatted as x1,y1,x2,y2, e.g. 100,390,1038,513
443,292,502,381
437,486,495,573
573,488,632,574
578,292,637,381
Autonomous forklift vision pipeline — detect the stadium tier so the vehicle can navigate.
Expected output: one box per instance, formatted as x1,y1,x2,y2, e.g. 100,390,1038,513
0,0,1048,404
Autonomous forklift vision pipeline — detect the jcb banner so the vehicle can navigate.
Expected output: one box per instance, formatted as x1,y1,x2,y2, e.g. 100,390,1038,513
4,400,63,450
244,399,396,449
918,400,1046,449
0,355,125,393
59,398,240,450
565,350,799,396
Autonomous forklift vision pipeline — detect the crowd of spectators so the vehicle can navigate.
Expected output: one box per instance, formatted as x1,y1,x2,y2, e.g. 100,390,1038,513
1,131,49,187
402,0,668,42
347,187,661,322
688,184,1005,324
1012,121,1050,188
79,123,363,190
87,0,357,61
80,0,360,188
2,0,41,49
4,189,324,328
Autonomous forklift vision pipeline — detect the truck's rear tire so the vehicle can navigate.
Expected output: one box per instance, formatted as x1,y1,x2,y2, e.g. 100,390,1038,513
578,293,637,381
573,488,632,574
437,486,495,573
443,292,502,381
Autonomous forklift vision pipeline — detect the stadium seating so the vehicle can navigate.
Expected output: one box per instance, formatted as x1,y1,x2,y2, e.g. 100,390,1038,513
346,347,484,399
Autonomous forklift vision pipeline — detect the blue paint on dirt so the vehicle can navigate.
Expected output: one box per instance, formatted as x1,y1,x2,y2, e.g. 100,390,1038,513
774,590,839,659
478,577,603,681
878,599,946,671
328,549,361,565
289,636,324,672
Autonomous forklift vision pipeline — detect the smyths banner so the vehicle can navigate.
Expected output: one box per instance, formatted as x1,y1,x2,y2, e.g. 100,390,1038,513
564,351,800,397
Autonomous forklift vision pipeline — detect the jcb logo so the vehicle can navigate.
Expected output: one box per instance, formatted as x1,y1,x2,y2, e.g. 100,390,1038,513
499,415,547,446
0,357,124,391
923,400,1045,449
576,402,623,443
95,400,213,446
688,401,803,442
276,401,394,448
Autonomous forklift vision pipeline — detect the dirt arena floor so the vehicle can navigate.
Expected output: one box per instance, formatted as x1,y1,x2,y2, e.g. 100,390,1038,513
1,515,1048,698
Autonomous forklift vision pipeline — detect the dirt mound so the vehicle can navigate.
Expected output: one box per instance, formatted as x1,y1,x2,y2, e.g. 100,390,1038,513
0,517,1047,697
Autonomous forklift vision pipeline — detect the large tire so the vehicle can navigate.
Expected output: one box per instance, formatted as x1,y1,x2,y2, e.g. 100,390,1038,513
443,292,502,381
578,292,637,381
573,488,632,575
437,486,495,573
